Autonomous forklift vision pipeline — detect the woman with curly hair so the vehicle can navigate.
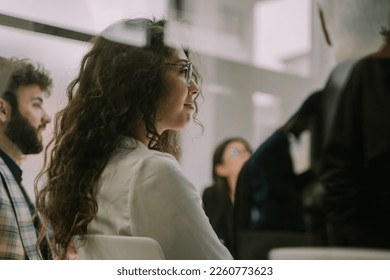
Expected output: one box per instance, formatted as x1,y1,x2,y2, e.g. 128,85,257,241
35,18,232,260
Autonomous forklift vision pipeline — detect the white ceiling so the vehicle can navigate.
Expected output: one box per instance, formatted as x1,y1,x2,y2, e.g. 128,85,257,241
0,0,168,34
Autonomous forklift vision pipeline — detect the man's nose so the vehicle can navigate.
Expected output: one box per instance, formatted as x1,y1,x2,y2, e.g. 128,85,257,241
42,109,51,124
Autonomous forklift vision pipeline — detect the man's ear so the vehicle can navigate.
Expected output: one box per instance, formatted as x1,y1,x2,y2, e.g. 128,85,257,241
0,98,10,122
317,2,332,46
215,163,228,177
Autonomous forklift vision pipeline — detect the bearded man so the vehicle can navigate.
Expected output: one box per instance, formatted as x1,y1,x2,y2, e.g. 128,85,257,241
0,57,52,259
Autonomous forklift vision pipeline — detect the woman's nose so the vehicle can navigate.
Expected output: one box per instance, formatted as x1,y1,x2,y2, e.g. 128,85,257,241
188,79,200,96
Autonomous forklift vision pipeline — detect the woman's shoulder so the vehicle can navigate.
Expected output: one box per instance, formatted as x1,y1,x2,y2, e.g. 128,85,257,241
114,136,176,162
107,136,180,177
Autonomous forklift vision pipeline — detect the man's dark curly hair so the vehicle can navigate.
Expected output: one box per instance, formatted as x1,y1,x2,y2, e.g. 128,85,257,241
0,57,52,109
35,18,202,259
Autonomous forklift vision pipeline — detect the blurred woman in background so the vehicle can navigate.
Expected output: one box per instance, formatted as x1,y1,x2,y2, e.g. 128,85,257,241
202,137,252,253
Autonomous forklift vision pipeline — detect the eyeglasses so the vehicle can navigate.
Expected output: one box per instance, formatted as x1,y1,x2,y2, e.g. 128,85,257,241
165,61,193,86
228,148,250,158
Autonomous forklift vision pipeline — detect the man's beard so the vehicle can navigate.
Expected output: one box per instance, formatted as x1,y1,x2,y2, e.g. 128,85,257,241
5,108,43,154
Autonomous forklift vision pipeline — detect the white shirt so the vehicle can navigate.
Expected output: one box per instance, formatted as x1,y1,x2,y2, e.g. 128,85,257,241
88,137,232,260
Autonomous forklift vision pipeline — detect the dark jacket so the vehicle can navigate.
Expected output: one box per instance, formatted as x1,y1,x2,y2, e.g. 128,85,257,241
234,129,307,232
202,185,233,253
321,56,390,248
233,60,358,259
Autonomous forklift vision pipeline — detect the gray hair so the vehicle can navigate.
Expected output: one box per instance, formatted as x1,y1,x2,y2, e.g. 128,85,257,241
317,0,390,61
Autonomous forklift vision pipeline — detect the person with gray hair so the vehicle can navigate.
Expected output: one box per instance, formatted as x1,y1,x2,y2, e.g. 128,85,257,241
317,0,389,63
318,0,390,248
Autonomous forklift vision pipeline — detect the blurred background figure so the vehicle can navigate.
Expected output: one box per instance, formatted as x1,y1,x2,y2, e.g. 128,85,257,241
320,0,390,248
202,137,252,253
234,0,390,259
234,92,324,260
316,0,390,146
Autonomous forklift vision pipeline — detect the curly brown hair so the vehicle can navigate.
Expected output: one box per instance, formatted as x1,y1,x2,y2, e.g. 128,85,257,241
35,18,202,259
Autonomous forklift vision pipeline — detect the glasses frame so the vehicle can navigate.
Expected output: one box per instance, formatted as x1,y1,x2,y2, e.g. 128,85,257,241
165,61,193,86
228,147,250,158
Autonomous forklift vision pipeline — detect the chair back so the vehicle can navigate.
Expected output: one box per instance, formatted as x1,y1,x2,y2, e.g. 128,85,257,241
74,234,165,260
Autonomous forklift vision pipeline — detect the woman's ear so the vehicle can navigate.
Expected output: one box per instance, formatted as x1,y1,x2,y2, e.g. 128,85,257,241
317,2,332,46
215,163,228,177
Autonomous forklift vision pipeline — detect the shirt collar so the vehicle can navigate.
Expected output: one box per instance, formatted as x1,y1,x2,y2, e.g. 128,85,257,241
0,149,22,184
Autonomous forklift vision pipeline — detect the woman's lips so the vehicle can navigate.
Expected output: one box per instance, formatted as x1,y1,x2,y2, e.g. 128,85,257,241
184,103,195,110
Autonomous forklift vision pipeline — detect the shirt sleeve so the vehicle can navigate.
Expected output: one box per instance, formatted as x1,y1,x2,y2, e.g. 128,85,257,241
129,154,233,260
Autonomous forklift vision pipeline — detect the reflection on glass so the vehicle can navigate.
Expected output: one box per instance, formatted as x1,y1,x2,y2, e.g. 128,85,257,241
100,19,148,47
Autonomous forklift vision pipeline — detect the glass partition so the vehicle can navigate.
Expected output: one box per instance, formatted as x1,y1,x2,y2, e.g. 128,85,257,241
0,0,328,195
